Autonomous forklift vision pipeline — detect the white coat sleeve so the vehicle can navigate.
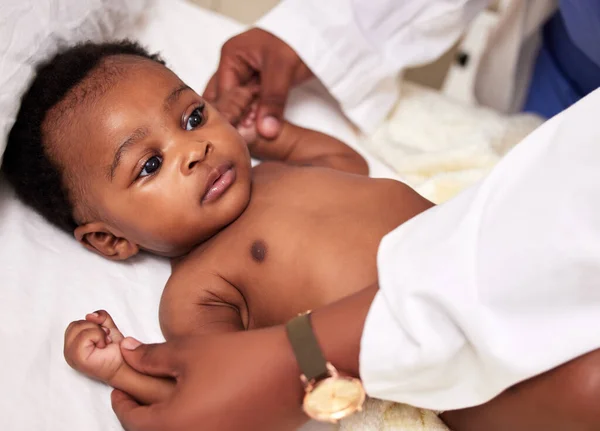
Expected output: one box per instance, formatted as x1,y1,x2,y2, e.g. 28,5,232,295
258,0,490,133
360,88,600,410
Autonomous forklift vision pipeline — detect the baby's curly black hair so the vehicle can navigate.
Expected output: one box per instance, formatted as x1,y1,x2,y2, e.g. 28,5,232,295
2,40,164,232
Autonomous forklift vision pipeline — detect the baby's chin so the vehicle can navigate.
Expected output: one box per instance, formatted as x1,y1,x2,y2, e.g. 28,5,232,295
140,239,200,259
139,227,223,259
136,184,252,258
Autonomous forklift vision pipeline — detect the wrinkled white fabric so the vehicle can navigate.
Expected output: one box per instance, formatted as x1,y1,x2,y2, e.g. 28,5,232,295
0,0,151,163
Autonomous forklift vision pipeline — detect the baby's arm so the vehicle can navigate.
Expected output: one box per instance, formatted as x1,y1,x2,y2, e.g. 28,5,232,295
239,108,369,175
208,85,367,174
64,310,174,405
65,271,244,405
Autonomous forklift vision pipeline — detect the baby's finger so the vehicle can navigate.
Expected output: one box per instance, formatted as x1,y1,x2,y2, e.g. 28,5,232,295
85,312,103,324
65,326,108,369
243,101,259,127
75,327,108,352
236,85,260,109
85,310,110,325
86,309,119,331
249,101,258,118
65,320,101,349
91,310,125,343
247,83,260,96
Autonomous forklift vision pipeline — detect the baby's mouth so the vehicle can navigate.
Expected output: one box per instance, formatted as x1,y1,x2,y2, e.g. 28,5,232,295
202,163,236,203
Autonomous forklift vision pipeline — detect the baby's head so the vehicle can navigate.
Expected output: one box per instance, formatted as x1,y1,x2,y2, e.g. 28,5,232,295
3,41,252,259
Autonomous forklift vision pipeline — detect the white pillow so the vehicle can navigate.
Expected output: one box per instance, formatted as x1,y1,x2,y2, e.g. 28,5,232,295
0,0,150,163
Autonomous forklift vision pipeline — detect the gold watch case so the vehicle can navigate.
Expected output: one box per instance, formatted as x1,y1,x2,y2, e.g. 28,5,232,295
301,363,366,423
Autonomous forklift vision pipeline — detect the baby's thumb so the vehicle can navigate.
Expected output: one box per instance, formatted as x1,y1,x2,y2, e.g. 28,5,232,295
92,309,124,342
121,338,178,379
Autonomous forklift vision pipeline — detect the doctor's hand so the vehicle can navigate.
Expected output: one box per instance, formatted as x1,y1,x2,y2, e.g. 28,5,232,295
112,286,375,431
111,328,307,431
204,28,313,140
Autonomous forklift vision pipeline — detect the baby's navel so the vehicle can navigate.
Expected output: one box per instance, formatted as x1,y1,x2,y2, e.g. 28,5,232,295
250,240,267,263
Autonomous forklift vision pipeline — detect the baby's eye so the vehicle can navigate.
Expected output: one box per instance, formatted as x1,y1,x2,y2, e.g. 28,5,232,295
185,105,206,131
139,155,162,178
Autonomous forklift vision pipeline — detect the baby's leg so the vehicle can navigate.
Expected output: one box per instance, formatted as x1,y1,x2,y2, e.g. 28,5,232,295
442,348,600,431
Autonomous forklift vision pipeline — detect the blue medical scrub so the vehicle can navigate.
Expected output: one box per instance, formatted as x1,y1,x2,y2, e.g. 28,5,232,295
523,0,600,118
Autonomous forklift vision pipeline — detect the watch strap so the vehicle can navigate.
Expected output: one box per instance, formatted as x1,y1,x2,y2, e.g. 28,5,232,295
286,312,329,382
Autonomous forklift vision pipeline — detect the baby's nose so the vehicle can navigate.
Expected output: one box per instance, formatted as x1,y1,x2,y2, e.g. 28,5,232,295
182,141,212,174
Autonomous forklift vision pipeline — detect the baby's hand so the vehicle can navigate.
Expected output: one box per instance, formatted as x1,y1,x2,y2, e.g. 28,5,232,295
236,101,259,145
64,310,125,385
212,84,259,126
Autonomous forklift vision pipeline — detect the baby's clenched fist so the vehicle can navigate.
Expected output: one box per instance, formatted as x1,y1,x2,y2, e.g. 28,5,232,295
64,310,125,385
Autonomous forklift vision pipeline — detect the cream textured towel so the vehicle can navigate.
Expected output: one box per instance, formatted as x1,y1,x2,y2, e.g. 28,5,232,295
339,399,449,431
362,81,544,204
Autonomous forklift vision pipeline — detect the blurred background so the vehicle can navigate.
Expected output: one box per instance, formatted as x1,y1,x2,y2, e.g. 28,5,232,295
190,0,279,24
187,0,457,90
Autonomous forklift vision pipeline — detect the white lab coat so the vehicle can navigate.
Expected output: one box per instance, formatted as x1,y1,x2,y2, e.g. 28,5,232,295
259,0,600,410
260,0,558,133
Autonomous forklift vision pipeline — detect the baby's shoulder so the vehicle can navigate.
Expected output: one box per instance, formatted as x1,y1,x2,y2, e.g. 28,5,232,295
251,162,328,193
252,160,316,179
160,257,246,338
165,251,226,293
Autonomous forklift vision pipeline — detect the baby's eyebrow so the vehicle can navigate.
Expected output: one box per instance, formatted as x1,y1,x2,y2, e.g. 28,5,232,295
108,127,149,181
163,83,192,112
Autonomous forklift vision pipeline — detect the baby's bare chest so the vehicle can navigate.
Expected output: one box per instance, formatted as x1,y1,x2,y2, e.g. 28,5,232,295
187,168,431,327
195,208,378,327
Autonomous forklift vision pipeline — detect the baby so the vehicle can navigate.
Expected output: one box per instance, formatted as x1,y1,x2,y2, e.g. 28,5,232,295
3,41,432,405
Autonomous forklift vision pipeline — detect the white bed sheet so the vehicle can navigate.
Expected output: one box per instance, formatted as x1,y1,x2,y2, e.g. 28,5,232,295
0,1,398,430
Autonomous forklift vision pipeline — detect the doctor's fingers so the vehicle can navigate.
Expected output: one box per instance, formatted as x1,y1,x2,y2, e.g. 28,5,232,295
204,31,261,101
204,29,311,105
255,50,313,139
254,50,297,139
207,55,255,102
120,338,179,379
255,48,315,139
112,390,169,431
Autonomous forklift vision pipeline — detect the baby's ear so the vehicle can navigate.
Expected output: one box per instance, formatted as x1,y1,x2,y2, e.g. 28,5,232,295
74,222,139,261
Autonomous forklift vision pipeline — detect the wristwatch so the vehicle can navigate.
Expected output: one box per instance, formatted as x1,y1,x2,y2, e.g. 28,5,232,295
285,311,366,423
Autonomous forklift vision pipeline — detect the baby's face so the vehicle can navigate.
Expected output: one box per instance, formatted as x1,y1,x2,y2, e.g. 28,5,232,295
48,57,252,257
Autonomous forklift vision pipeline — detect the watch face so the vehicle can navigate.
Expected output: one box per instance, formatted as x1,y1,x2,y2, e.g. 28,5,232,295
303,376,366,422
